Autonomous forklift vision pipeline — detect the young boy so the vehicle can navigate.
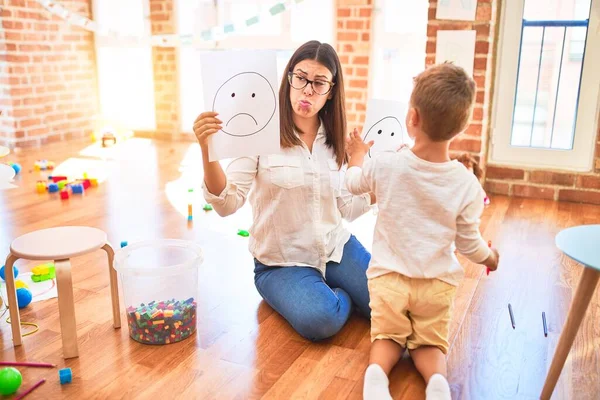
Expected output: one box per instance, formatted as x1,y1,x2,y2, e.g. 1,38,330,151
345,63,500,400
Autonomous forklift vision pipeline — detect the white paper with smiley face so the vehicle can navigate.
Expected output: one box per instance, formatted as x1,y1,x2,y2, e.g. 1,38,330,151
362,99,411,158
201,50,280,161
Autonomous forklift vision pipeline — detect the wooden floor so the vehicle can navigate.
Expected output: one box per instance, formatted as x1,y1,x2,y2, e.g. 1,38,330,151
1,137,599,399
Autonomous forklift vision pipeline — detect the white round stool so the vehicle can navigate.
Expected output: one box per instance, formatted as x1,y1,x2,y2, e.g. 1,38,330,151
0,148,15,190
0,164,16,190
4,226,121,359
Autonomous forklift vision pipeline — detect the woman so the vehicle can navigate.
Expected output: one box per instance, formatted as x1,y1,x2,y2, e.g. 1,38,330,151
194,41,373,341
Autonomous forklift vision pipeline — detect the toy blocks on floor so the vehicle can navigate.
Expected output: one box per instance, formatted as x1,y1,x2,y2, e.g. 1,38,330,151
70,183,84,194
34,160,55,171
58,368,72,384
31,263,56,282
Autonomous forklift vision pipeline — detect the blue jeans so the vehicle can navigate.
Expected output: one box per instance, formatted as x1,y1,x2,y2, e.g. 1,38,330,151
253,235,371,342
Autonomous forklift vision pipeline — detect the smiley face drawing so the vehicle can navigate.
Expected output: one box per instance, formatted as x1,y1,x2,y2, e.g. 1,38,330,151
212,72,277,137
363,116,405,158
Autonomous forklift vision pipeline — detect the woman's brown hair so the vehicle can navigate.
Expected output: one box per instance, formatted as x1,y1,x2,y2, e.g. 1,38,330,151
279,40,347,168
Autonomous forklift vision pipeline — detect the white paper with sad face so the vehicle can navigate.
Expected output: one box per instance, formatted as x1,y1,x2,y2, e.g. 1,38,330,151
362,99,411,159
201,50,280,161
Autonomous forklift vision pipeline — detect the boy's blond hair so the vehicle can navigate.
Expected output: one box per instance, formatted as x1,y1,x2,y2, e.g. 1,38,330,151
410,63,476,142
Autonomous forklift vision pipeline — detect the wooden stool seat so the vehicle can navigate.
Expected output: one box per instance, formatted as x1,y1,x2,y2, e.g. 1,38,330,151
4,226,121,359
10,226,108,260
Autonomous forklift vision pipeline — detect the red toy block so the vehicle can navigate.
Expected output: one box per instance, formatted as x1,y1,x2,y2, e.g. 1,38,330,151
60,189,69,200
51,176,68,183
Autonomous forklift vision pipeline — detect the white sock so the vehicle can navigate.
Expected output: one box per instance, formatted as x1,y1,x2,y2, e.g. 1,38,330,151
426,374,452,400
363,364,393,400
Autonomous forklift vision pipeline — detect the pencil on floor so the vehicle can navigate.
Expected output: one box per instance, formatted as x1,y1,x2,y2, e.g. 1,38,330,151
0,361,56,368
486,240,491,275
542,311,548,337
508,303,515,329
15,378,45,400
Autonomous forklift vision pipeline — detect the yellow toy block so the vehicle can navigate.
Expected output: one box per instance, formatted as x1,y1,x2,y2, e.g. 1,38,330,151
15,280,28,289
32,263,52,275
31,262,56,282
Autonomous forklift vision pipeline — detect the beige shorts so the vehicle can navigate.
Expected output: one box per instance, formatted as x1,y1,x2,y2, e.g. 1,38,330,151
368,272,457,354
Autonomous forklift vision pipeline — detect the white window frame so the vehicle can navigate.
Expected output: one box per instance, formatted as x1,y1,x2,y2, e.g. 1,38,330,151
490,0,600,172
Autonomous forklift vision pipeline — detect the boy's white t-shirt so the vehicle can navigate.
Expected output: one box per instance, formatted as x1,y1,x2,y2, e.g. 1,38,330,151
345,148,491,286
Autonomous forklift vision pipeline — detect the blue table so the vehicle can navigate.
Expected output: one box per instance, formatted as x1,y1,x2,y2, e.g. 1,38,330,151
541,224,600,399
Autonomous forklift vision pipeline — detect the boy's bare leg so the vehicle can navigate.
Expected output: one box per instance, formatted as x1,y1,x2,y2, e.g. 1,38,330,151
410,346,451,399
364,339,404,400
370,338,405,374
410,345,447,382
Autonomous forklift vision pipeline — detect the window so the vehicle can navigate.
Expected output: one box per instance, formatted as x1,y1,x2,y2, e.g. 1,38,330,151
93,0,156,131
568,0,590,60
177,0,334,133
491,0,600,171
369,0,428,103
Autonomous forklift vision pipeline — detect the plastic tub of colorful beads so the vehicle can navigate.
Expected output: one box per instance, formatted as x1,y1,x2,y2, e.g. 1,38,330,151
113,239,202,345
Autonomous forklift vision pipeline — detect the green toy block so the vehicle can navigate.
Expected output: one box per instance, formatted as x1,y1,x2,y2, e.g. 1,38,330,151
31,264,56,282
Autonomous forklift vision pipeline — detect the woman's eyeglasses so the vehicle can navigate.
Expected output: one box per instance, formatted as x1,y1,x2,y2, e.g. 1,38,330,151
288,72,334,95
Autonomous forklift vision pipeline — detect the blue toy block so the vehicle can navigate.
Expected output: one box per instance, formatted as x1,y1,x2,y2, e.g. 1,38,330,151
120,241,128,248
48,183,59,193
59,368,72,384
70,184,84,194
9,163,21,175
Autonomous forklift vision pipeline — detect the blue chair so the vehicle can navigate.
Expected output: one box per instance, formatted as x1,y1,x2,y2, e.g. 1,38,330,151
541,224,600,399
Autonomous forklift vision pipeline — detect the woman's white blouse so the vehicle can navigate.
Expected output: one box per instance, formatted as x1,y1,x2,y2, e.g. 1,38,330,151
202,124,372,275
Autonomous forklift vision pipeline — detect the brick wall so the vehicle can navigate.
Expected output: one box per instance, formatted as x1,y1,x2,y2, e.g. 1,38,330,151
336,0,373,130
149,0,180,140
426,0,600,205
426,0,497,162
0,0,374,143
484,128,600,204
0,0,98,148
0,12,15,140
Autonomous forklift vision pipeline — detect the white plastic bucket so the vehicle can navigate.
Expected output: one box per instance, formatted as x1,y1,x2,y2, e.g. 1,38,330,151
113,239,203,345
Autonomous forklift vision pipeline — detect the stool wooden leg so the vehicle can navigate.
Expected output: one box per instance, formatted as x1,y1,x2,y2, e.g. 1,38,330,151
4,254,22,346
102,243,121,329
541,267,600,400
54,259,79,359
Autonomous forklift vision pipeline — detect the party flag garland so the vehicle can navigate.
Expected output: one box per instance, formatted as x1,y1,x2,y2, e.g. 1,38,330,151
34,0,305,46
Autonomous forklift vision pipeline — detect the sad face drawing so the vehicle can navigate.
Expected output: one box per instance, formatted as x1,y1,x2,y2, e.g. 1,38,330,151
212,72,277,137
363,116,405,158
